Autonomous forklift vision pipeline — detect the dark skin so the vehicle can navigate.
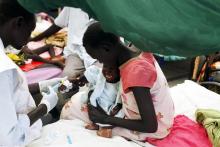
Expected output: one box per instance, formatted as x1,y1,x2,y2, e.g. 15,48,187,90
29,24,61,42
102,65,120,83
85,65,122,134
0,16,48,125
22,44,56,57
28,83,42,105
88,87,157,133
22,45,65,68
28,23,64,68
84,42,158,133
69,64,121,87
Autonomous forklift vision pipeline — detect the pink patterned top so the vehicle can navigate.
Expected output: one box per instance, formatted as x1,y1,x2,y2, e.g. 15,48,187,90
119,52,174,139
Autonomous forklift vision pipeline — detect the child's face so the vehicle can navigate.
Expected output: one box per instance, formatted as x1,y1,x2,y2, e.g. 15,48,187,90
102,65,120,83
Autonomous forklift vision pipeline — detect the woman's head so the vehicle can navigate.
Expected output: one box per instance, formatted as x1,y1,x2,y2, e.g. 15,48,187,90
0,0,36,49
83,22,120,67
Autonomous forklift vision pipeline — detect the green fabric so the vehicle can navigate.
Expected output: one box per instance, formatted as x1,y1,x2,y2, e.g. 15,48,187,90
196,109,220,147
18,0,220,57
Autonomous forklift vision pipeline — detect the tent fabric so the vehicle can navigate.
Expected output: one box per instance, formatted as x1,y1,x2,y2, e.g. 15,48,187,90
18,0,220,57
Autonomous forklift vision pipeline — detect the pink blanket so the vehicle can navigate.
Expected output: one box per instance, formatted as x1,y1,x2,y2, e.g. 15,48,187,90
26,67,62,84
27,41,63,59
25,41,63,84
147,115,212,147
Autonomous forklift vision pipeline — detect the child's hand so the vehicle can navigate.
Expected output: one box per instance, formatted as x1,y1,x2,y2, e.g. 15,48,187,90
21,45,33,55
88,104,108,124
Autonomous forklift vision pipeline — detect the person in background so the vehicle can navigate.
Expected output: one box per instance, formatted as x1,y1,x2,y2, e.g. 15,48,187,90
0,0,65,146
30,7,96,79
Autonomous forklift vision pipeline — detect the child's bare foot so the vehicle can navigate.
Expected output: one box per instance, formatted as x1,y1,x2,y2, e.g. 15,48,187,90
85,123,99,130
97,128,112,138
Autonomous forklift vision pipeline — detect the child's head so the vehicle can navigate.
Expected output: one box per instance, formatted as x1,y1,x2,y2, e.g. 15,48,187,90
83,22,121,68
102,64,120,83
0,0,36,49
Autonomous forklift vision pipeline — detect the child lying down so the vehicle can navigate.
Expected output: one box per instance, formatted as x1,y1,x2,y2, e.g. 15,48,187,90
61,65,124,138
21,45,65,68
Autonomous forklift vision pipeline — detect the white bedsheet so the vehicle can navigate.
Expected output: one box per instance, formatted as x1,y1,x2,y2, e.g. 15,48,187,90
171,80,220,121
28,119,153,147
28,80,220,147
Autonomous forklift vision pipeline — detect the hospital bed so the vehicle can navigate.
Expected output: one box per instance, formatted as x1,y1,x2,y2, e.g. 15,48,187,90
27,80,220,147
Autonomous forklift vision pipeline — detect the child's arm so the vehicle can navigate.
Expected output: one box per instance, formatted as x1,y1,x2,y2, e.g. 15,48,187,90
32,44,55,58
88,87,158,133
22,45,55,58
30,24,62,42
26,54,64,68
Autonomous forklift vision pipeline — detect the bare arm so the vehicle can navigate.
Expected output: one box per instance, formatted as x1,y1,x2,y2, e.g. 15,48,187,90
32,44,55,57
0,70,47,145
27,83,47,125
30,24,62,42
28,83,40,95
28,104,47,125
88,87,158,133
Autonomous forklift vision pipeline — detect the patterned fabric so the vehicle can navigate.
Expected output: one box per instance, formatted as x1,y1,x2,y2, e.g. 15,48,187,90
119,52,175,139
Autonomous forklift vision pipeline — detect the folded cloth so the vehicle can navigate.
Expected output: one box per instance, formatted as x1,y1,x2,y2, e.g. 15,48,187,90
147,115,212,147
196,109,220,147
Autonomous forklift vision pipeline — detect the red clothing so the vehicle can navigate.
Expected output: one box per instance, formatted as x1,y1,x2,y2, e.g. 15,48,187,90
120,52,156,93
147,115,212,147
118,52,174,139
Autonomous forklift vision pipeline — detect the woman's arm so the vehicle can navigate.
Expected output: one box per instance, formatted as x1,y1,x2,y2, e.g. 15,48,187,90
88,87,158,133
0,70,46,145
28,86,58,125
28,83,43,105
27,104,47,125
28,83,40,95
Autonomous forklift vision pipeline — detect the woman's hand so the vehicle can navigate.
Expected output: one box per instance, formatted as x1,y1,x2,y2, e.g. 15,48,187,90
88,104,108,124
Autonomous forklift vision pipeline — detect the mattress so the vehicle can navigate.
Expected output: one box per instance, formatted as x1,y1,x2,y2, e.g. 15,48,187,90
28,80,220,147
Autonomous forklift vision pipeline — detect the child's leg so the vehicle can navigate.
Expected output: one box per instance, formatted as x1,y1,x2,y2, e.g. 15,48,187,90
51,56,65,63
32,44,54,57
48,45,56,58
26,54,64,68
